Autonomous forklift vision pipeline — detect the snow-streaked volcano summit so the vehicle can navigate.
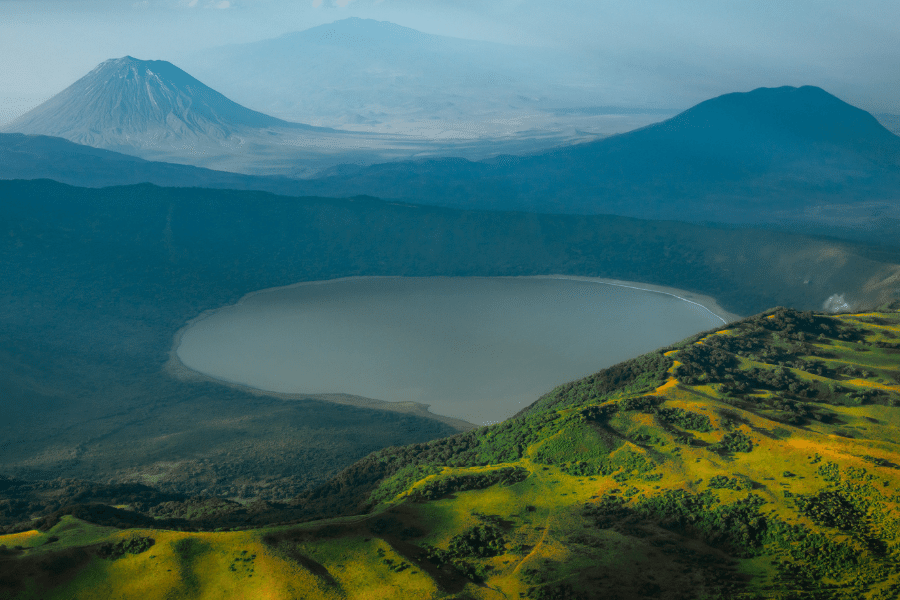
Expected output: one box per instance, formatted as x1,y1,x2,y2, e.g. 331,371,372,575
2,56,323,153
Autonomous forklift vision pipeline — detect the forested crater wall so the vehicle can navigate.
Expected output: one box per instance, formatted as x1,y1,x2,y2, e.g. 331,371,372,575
0,179,898,500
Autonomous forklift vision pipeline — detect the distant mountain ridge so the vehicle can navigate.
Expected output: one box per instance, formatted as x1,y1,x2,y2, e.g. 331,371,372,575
616,85,900,169
3,85,900,244
679,85,899,149
294,85,900,232
183,17,608,126
0,132,293,189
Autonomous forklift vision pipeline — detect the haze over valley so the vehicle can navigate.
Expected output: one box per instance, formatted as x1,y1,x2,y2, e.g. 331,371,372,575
2,18,681,178
2,52,607,178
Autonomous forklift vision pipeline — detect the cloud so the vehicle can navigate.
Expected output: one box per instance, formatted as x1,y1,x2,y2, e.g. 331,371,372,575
181,0,235,10
309,0,354,8
181,0,233,8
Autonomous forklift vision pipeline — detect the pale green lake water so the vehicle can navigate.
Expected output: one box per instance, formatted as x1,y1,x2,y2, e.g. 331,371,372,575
176,276,726,425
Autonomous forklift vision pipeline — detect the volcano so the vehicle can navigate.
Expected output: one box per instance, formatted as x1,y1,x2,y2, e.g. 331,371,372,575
1,56,326,155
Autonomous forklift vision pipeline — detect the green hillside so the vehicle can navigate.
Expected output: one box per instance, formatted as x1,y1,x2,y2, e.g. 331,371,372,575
3,306,900,599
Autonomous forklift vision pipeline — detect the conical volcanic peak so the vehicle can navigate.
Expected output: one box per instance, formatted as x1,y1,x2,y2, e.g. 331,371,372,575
1,56,312,150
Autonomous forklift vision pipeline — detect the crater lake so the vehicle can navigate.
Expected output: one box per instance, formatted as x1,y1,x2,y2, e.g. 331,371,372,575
174,276,732,425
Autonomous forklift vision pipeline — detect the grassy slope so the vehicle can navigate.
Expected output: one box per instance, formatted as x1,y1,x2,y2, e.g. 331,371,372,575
4,306,900,599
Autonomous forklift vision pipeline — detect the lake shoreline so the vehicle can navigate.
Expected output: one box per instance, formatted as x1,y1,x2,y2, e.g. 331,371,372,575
164,307,479,432
165,274,741,428
533,275,742,324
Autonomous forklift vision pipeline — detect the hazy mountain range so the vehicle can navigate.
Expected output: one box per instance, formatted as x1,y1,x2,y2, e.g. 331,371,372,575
4,18,898,244
1,55,594,177
4,78,900,244
297,86,900,232
182,17,637,131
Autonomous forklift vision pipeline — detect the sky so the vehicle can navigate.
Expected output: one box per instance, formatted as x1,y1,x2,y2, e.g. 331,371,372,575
2,0,899,125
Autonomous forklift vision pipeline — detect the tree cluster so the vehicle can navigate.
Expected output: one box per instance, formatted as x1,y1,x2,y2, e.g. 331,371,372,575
408,468,529,502
97,535,155,560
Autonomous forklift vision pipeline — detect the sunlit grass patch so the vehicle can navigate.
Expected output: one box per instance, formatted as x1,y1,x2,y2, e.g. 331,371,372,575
689,384,721,398
1,516,120,556
267,529,438,600
844,378,900,394
0,529,41,549
654,377,679,394
2,527,364,600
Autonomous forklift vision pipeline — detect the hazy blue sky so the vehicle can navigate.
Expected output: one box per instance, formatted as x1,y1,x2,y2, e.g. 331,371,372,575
2,0,899,124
